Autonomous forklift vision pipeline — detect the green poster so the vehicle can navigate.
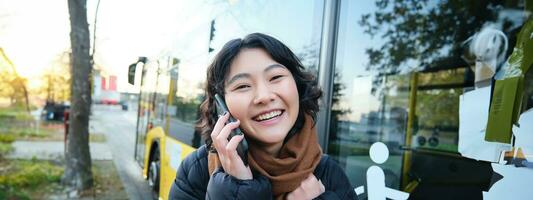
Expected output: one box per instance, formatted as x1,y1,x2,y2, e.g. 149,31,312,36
486,76,521,143
519,18,533,74
485,18,533,143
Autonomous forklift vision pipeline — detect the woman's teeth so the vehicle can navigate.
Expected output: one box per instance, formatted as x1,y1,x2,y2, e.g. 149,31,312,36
255,110,282,121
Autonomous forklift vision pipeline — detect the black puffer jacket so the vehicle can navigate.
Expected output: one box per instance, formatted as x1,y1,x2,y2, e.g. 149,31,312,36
169,145,357,199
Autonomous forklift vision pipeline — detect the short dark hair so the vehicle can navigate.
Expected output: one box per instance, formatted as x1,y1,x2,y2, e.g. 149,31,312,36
197,33,322,148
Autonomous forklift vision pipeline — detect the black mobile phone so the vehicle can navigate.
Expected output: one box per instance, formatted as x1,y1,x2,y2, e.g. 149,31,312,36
214,94,249,166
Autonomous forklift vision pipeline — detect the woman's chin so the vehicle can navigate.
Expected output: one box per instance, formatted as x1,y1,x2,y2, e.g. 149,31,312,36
255,130,288,144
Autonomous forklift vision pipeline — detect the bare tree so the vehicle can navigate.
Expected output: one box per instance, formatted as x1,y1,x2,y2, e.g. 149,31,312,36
0,47,31,113
62,0,93,190
40,51,72,102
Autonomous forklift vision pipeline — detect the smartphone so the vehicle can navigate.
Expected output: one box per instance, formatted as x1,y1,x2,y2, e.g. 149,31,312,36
214,94,249,166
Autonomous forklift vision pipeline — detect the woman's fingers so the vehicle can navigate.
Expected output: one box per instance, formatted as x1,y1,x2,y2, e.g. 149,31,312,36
301,174,316,191
210,113,229,152
211,120,252,180
214,119,240,155
298,174,325,199
226,134,244,157
215,120,239,144
211,112,229,139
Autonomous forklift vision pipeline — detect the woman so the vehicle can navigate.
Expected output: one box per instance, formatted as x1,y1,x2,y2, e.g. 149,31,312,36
169,33,356,200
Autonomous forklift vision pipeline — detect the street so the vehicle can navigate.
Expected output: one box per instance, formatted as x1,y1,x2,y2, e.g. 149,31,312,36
90,105,153,200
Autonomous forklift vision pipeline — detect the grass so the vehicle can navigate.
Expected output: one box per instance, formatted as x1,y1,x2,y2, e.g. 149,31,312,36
7,127,51,138
0,159,127,199
0,143,14,156
1,122,106,143
0,134,15,158
0,134,15,143
0,127,52,143
0,107,56,141
0,159,63,200
0,107,121,199
0,107,34,121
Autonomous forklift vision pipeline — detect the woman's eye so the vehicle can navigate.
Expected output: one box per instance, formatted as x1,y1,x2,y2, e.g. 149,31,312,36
270,75,284,81
234,85,250,90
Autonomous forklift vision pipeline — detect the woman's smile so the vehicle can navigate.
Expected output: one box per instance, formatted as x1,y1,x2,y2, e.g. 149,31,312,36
252,109,286,126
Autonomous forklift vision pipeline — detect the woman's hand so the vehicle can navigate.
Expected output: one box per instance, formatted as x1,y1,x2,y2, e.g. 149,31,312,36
286,174,325,200
211,112,253,180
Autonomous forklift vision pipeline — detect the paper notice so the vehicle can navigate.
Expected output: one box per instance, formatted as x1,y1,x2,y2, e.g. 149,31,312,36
459,87,512,162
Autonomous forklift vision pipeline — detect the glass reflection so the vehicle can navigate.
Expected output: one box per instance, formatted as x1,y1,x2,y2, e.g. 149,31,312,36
329,0,530,199
329,1,408,191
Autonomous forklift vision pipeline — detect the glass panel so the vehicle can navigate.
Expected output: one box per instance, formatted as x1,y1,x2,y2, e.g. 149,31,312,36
147,58,170,128
328,0,408,191
329,0,531,199
135,62,158,165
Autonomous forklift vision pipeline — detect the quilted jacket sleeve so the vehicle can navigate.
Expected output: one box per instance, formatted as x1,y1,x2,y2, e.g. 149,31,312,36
314,155,358,200
206,168,273,200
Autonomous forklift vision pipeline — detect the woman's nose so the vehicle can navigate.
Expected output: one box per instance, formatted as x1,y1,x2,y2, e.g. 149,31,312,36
253,83,275,105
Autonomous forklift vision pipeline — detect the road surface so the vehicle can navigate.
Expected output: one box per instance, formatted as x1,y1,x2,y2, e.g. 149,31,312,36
90,105,153,200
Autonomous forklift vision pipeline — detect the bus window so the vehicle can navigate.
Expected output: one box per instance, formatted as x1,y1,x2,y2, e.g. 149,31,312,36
411,68,473,153
167,59,205,148
134,60,159,166
152,59,171,127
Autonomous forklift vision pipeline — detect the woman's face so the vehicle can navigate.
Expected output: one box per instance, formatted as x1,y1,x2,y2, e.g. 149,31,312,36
224,48,299,145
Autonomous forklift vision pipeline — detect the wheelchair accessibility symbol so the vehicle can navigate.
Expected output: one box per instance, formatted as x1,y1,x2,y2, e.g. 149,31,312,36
354,142,409,200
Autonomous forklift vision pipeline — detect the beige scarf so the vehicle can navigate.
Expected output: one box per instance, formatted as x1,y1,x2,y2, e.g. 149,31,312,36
208,115,322,199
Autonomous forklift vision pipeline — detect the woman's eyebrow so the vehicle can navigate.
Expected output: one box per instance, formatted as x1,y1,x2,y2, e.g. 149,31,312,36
226,64,286,86
226,73,250,86
264,64,286,72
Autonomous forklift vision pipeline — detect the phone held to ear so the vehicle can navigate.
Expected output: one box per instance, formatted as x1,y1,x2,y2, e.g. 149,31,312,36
214,94,249,166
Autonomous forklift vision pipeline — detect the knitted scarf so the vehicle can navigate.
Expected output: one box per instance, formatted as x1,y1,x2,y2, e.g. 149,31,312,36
208,115,322,199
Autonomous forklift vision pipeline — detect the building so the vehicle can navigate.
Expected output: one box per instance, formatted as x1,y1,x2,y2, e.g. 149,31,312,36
93,70,120,105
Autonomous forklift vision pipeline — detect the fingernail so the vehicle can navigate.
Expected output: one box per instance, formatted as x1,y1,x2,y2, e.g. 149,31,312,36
218,111,227,118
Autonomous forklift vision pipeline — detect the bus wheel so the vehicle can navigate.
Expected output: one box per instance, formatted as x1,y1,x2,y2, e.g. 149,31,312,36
148,146,161,199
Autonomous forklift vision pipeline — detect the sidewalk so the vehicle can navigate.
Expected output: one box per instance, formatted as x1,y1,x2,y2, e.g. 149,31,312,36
6,141,112,160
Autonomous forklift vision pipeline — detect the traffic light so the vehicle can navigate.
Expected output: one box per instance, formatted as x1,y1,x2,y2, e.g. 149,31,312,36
209,20,215,53
209,20,216,41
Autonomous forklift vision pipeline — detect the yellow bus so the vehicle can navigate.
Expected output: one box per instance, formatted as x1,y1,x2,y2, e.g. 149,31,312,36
128,56,201,200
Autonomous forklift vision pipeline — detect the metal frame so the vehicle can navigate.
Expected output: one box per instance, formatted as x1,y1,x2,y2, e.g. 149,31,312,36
316,0,341,151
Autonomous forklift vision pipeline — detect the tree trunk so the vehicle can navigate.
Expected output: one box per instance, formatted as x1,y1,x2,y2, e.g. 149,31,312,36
63,0,93,190
21,83,30,113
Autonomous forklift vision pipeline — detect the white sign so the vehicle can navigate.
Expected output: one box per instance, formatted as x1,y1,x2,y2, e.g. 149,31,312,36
355,142,409,200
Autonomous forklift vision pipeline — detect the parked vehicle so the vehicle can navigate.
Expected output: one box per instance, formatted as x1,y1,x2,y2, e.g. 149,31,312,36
42,101,70,121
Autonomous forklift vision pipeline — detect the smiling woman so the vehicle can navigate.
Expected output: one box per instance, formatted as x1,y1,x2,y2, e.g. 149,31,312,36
169,33,357,200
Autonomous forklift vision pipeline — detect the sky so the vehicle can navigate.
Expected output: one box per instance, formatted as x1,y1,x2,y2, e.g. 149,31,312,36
0,0,191,93
0,0,70,79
